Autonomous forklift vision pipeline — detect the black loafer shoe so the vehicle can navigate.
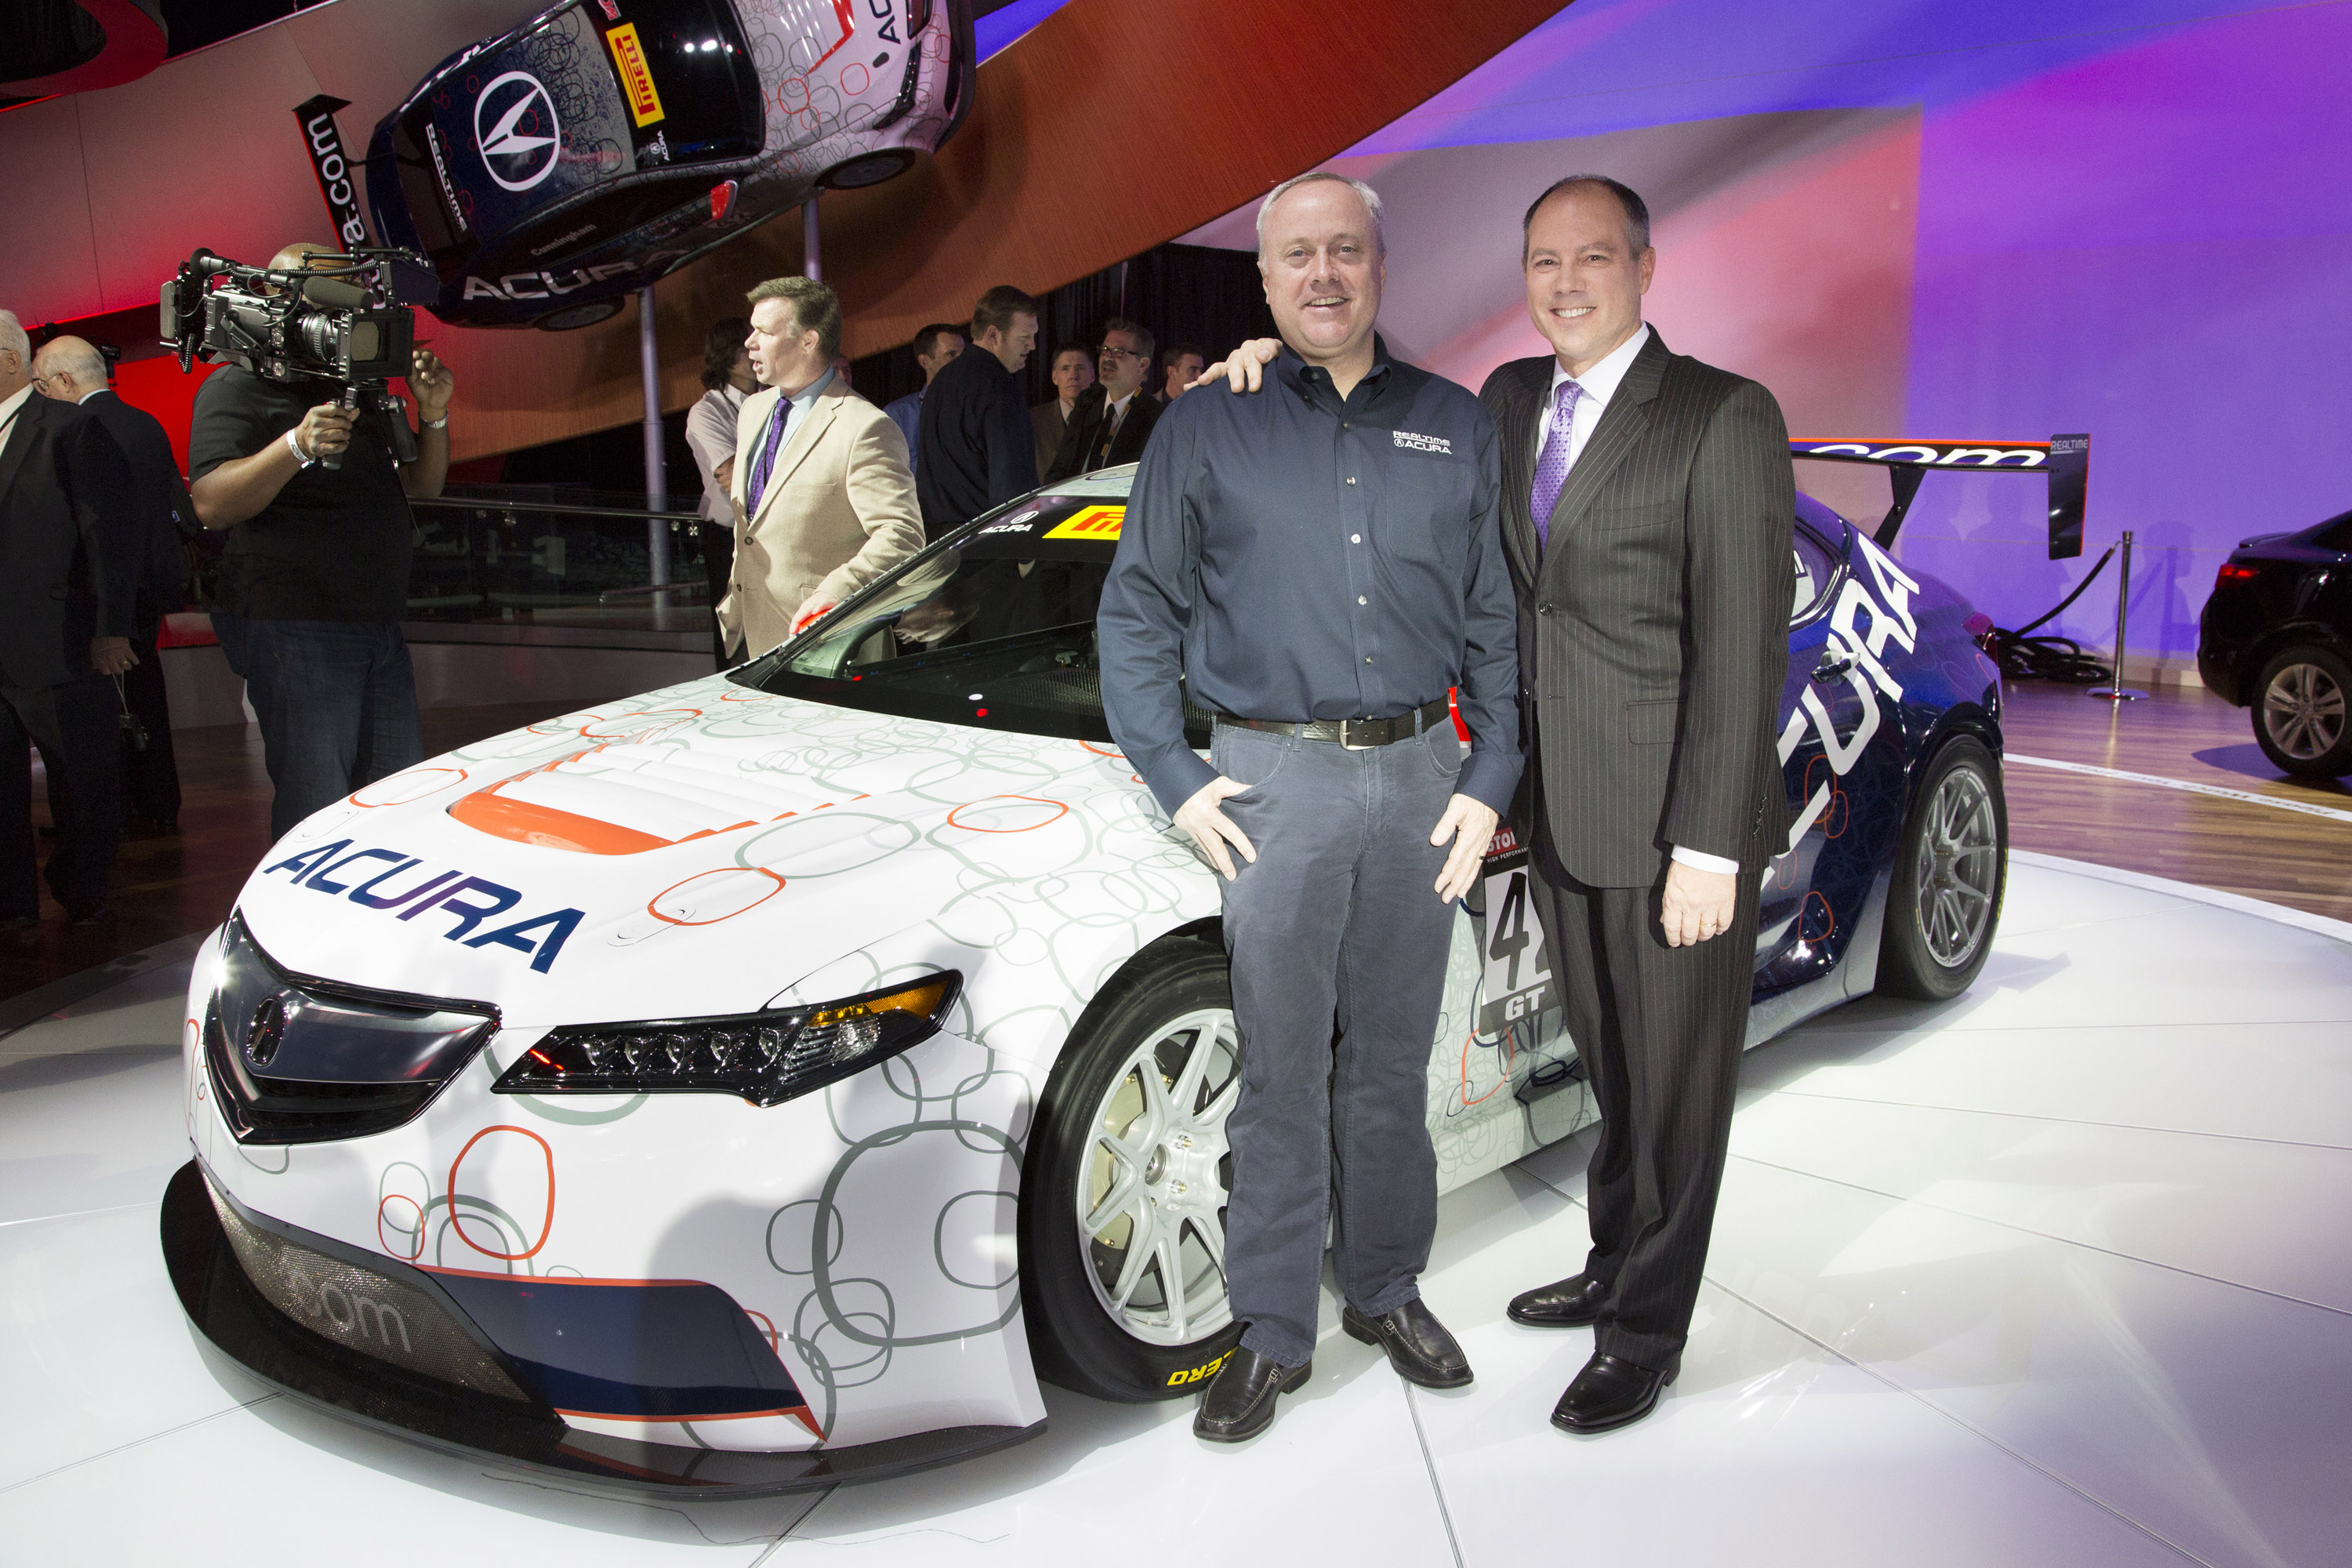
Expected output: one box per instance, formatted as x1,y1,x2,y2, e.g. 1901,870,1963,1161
1342,1299,1473,1389
1508,1272,1610,1328
1194,1347,1310,1443
65,900,109,927
1550,1350,1678,1435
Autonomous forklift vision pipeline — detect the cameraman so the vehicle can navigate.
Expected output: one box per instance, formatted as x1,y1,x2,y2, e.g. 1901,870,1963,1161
188,242,452,840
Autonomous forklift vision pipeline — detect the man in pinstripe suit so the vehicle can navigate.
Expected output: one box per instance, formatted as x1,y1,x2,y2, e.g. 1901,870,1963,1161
1482,176,1794,1433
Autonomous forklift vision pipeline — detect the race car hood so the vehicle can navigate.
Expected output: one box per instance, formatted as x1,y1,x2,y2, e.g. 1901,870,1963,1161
232,676,1134,1028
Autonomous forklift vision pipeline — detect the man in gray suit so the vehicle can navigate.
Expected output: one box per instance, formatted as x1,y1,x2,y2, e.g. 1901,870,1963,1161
1481,176,1792,1433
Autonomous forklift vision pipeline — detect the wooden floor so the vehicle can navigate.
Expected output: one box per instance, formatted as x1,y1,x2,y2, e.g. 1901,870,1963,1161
3,681,2347,1004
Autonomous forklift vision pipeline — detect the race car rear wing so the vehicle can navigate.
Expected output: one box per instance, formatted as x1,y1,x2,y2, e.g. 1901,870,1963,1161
1790,435,2089,559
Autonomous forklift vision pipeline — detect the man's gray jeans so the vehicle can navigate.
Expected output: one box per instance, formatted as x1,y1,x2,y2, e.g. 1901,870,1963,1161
1212,718,1464,1367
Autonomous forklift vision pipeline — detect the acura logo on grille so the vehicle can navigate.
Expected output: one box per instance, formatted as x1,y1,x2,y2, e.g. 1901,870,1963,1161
245,996,286,1069
474,71,561,192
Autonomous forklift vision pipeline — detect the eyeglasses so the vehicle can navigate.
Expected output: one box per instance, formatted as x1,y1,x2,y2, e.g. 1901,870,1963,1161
1095,344,1146,361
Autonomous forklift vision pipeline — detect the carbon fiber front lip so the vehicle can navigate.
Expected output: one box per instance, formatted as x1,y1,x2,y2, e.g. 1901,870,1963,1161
159,1160,1043,1497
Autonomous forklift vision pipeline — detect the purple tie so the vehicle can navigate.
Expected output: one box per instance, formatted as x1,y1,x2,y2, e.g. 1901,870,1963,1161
1530,378,1584,550
746,397,791,513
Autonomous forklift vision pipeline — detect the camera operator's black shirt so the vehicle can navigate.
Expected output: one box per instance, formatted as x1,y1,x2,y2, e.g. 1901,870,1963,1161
189,368,414,622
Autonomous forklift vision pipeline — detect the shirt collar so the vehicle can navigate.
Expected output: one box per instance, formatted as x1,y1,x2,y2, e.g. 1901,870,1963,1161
0,384,32,429
1552,321,1650,411
79,387,110,405
1279,333,1396,405
1106,388,1136,417
782,366,833,415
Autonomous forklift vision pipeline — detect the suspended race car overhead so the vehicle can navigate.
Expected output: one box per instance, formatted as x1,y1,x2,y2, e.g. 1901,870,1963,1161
364,0,975,330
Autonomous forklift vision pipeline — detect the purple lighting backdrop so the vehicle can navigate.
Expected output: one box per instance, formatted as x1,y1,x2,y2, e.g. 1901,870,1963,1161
1185,0,2352,676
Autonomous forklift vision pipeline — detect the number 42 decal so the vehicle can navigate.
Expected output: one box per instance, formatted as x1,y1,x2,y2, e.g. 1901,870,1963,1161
1478,854,1553,1029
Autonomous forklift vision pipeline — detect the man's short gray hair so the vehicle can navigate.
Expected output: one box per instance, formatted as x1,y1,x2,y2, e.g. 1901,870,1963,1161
1254,171,1385,264
34,336,107,387
0,310,28,368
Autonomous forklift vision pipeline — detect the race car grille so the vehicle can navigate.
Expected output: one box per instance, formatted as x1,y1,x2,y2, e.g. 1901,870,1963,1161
205,1175,532,1405
204,914,497,1145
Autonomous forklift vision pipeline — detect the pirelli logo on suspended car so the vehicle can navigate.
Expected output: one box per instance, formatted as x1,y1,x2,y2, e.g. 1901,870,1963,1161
1040,505,1125,542
604,23,667,127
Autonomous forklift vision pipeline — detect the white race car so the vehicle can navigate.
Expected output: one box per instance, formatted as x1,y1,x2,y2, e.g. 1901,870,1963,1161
166,465,2008,1494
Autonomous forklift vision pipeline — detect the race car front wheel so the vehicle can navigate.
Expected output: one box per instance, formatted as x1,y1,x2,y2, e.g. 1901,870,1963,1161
1877,735,2007,1001
1019,935,1244,1403
2253,646,2352,779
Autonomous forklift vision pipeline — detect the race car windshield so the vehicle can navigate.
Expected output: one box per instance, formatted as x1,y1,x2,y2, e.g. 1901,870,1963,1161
736,469,1213,746
595,0,763,165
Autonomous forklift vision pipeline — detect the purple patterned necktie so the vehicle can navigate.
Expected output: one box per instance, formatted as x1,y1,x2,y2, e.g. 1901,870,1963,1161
1530,377,1584,550
746,397,792,513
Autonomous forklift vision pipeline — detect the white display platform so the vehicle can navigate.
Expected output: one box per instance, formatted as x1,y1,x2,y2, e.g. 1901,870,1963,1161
3,854,2346,1565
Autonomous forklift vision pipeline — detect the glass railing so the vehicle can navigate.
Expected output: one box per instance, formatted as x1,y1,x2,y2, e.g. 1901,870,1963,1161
405,485,721,636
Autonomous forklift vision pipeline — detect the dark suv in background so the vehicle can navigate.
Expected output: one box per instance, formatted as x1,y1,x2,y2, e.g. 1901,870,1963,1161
2199,510,2352,778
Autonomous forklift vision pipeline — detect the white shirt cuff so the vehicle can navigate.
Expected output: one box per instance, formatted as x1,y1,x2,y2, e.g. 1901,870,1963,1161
1670,844,1740,875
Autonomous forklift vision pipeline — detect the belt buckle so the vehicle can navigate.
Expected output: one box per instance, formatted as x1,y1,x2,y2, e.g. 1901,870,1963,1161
1341,718,1374,751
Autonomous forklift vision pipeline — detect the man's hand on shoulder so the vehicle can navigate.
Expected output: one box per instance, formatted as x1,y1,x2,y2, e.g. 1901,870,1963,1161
1174,775,1258,881
1198,339,1283,395
1429,793,1498,903
1660,860,1737,947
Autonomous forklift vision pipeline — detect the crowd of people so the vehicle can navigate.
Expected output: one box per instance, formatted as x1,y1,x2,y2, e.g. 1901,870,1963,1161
691,281,1224,666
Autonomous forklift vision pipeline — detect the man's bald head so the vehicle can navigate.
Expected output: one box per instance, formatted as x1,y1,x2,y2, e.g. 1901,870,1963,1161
270,242,342,272
32,336,107,401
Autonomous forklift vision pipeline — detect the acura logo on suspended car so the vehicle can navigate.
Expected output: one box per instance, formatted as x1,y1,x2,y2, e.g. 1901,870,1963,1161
474,71,561,192
245,996,286,1069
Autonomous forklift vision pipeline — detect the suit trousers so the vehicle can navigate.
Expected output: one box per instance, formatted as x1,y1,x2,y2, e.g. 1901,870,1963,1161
1214,720,1462,1367
214,616,423,841
1529,808,1759,1370
121,631,183,830
1,675,120,918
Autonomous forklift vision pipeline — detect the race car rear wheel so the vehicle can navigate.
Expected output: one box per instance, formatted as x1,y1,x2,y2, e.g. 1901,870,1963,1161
817,150,916,190
2252,646,2352,779
1020,935,1243,1402
1876,735,2007,1001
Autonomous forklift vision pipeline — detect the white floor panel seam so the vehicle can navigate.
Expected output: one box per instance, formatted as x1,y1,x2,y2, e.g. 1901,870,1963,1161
0,1392,280,1498
1695,1268,2221,1568
1786,1015,2352,1038
1520,1171,2222,1568
1762,1089,2352,1153
0,1199,158,1232
1724,1149,2352,1320
1401,1384,1468,1568
2009,850,2352,944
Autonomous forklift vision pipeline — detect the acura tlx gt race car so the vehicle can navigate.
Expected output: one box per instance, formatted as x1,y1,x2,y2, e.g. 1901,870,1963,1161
165,445,2050,1495
365,0,973,329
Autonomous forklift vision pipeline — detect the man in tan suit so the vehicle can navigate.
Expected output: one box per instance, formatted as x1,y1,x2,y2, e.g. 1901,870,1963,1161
720,278,924,661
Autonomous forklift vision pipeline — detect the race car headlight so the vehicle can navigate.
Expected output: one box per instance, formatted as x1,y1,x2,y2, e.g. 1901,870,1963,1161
492,972,961,1108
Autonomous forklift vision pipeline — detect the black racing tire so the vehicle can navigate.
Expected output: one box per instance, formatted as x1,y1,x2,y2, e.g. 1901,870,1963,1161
2252,645,2352,779
1876,735,2008,1002
1018,935,1243,1403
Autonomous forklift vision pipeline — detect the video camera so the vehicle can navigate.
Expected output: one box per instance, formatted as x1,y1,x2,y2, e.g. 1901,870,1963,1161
159,246,437,469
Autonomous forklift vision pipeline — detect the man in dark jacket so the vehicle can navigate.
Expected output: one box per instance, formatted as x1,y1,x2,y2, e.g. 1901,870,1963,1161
916,285,1038,541
0,310,138,926
1044,318,1162,482
34,336,191,835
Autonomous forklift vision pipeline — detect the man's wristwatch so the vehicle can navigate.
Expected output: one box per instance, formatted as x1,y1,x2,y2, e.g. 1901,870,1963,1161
284,429,315,467
420,413,449,430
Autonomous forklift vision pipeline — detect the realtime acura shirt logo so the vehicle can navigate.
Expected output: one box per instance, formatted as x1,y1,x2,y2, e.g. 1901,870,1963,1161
245,996,286,1069
474,71,561,192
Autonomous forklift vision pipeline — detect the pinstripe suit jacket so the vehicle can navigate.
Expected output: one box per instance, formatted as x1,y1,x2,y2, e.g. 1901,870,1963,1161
1479,329,1795,888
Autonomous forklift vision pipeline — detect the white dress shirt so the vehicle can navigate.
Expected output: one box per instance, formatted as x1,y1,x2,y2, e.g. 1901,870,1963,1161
0,383,31,445
1541,322,1740,878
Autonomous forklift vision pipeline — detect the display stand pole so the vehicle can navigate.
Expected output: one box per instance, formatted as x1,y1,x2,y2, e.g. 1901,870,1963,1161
639,284,670,615
2089,528,2146,702
804,198,821,281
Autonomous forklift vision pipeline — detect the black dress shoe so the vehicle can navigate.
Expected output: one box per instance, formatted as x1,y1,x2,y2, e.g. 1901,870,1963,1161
0,913,36,933
1193,1347,1309,1443
66,900,109,926
1550,1350,1678,1435
1342,1299,1472,1388
1508,1272,1610,1328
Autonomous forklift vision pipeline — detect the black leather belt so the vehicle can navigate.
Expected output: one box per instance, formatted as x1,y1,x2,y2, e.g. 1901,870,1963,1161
1215,696,1453,750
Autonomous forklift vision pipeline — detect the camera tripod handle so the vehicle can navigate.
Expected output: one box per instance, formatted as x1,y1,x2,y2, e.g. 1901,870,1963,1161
318,386,359,472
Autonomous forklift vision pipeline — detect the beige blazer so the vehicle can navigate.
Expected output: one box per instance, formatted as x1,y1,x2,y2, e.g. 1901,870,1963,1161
719,375,924,659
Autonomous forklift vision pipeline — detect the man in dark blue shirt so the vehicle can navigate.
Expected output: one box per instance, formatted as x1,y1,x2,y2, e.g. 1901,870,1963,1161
915,285,1038,542
1098,172,1520,1443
